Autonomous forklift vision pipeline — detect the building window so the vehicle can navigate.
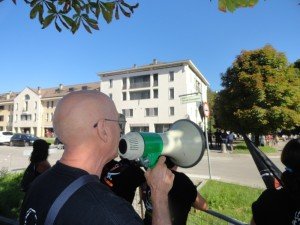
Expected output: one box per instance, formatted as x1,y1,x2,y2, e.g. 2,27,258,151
109,93,113,99
169,88,174,99
169,71,174,82
47,101,50,108
21,115,32,121
25,101,28,111
0,116,3,121
35,101,37,109
25,94,30,100
130,126,149,132
16,103,18,110
51,101,54,108
153,89,158,98
130,90,150,100
130,75,150,88
155,124,171,133
122,109,133,117
122,78,127,89
82,85,88,90
195,80,201,93
109,79,113,88
122,92,127,101
169,107,174,116
34,113,37,121
145,108,158,117
153,73,158,86
46,113,49,121
0,106,4,110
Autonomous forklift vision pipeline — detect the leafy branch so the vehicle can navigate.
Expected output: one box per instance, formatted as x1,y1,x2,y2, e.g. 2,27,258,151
12,0,139,33
3,0,263,33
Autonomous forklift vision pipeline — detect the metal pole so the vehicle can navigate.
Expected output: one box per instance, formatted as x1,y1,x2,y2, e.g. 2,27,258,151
204,209,249,225
205,117,212,179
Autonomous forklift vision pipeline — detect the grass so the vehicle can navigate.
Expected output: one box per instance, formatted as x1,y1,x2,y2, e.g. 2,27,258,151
0,170,24,219
233,140,277,154
187,180,263,225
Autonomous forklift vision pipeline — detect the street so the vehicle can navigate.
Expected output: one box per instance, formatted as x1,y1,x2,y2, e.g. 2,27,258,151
0,143,285,189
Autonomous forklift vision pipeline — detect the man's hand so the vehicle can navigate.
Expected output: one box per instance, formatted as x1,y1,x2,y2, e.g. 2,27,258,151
145,156,174,196
145,156,174,225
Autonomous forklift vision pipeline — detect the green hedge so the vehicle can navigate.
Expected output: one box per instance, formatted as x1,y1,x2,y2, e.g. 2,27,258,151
0,170,24,219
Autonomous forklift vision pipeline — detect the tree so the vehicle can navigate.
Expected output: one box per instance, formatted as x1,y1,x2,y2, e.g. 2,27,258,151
214,45,300,145
1,0,260,34
294,59,300,70
207,88,217,133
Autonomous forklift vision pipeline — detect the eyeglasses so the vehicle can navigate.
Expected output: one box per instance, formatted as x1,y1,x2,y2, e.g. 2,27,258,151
93,118,126,131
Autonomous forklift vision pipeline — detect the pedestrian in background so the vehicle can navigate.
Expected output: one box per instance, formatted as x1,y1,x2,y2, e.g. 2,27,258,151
20,139,51,192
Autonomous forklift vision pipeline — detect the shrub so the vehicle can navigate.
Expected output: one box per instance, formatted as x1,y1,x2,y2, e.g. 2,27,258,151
0,172,24,219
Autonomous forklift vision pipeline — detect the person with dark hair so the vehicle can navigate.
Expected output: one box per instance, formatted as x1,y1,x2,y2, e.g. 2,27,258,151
20,139,51,192
251,138,300,225
141,157,208,225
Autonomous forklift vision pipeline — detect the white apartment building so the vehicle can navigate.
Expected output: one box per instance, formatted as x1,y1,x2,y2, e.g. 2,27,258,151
0,82,100,137
99,59,209,133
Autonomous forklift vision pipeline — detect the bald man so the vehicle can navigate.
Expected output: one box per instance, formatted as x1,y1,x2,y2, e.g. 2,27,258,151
19,90,174,225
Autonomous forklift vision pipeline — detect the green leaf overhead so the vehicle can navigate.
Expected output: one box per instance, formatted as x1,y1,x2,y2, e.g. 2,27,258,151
5,0,263,33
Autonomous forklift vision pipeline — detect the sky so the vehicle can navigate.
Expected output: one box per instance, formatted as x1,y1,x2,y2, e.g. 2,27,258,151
0,0,299,93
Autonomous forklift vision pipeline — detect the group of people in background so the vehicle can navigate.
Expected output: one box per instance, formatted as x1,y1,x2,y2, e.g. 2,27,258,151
209,129,235,152
19,90,299,225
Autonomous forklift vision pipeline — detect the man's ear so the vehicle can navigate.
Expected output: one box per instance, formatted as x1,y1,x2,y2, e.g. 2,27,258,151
97,120,108,143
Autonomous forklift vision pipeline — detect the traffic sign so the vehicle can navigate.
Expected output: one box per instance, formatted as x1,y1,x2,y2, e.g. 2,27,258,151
179,93,202,104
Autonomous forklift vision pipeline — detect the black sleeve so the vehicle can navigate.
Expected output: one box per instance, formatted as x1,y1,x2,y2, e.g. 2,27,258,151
128,166,145,188
172,172,197,205
252,189,276,225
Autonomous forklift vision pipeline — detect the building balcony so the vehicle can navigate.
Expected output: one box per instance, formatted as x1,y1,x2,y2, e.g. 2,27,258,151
130,82,150,89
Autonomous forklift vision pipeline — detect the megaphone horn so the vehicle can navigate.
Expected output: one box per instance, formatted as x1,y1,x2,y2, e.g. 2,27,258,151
118,119,205,168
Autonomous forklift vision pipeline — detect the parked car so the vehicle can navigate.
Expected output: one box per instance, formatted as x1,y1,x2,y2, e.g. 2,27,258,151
54,137,64,149
10,133,39,147
0,131,14,145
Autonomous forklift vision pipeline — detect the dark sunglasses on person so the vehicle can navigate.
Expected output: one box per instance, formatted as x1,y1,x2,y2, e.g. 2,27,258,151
93,115,126,131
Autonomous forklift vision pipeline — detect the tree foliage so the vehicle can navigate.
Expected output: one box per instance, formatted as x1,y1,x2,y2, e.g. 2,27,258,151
1,0,260,34
207,88,217,133
214,45,300,135
294,59,300,70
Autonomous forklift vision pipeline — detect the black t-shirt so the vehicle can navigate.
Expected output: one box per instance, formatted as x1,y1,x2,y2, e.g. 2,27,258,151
142,170,197,225
252,188,300,225
20,162,41,192
19,161,143,225
100,159,145,203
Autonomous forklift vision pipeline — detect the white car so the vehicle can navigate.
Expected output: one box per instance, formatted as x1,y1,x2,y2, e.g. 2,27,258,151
0,131,14,144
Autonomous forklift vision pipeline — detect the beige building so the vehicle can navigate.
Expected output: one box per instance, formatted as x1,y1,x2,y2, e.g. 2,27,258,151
99,59,209,133
0,59,209,137
0,82,100,137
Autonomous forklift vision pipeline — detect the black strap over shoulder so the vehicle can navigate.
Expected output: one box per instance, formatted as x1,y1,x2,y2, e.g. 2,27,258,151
44,174,99,225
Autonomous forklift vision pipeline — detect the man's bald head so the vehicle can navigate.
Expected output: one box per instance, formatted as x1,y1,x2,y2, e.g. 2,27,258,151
53,90,116,147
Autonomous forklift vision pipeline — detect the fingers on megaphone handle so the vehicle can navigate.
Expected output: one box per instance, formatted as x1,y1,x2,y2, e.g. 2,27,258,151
145,156,174,195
